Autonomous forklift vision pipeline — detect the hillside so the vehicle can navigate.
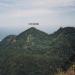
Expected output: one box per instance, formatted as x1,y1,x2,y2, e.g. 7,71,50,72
0,27,75,75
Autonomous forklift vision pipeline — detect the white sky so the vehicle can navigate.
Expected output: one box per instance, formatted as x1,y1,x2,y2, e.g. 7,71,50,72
0,0,75,39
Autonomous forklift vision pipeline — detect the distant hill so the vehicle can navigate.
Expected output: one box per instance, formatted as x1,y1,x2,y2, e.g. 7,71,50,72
0,27,75,75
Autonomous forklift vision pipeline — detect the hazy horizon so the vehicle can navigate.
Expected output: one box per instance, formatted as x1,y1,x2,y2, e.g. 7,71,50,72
0,0,75,40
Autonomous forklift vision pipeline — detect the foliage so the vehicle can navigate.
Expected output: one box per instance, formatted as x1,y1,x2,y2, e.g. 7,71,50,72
0,27,75,75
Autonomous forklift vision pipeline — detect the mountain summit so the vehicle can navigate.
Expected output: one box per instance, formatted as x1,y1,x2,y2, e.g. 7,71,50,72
17,27,48,38
0,27,75,49
16,27,49,49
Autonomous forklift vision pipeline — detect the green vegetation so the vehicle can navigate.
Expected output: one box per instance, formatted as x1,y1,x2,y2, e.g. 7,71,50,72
0,27,75,75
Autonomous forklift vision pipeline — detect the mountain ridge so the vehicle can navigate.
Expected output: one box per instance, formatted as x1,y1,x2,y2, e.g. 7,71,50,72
0,27,75,75
1,27,75,41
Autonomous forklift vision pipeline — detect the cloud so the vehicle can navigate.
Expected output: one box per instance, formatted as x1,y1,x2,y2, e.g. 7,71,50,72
32,0,75,7
0,0,75,40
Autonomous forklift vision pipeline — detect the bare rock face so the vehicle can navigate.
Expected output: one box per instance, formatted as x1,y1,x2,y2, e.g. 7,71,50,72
0,35,16,47
11,38,16,44
65,65,75,75
6,35,16,45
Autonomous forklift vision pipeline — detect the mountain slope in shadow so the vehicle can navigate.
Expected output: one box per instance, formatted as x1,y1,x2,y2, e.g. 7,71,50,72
0,27,75,75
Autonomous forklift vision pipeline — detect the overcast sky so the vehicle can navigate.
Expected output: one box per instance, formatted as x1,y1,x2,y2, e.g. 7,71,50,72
0,0,75,40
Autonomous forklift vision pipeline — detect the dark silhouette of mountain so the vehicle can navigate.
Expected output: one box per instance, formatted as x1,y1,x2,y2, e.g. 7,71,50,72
0,27,75,75
16,27,50,49
0,27,50,50
17,27,48,39
52,27,75,50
